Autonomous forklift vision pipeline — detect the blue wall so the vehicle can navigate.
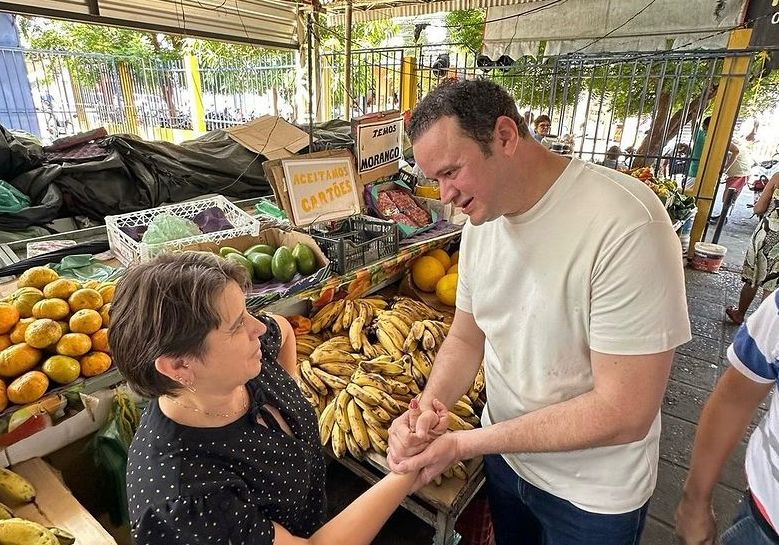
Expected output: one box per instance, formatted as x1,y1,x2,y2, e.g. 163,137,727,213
0,13,40,136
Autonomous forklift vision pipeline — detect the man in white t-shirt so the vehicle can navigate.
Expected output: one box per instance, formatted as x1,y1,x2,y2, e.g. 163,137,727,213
676,290,779,545
386,79,691,544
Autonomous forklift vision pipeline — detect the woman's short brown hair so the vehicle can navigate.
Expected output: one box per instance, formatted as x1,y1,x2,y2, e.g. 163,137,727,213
108,251,250,398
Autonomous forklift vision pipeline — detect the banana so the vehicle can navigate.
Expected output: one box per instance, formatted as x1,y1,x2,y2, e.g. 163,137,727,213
0,519,57,545
384,313,412,338
362,297,388,311
299,360,328,396
331,422,347,458
335,390,351,432
353,397,392,422
451,398,476,419
360,360,405,376
320,336,353,352
311,300,344,333
348,314,365,352
384,377,411,396
0,502,13,520
433,474,443,486
403,321,425,352
451,462,468,480
0,471,34,505
344,429,364,459
376,328,403,359
360,404,386,429
378,320,406,352
352,371,391,392
48,527,76,545
331,306,345,334
341,300,355,330
311,368,349,390
315,362,357,377
410,350,432,380
473,365,485,393
347,399,371,450
465,414,481,427
422,329,436,351
318,401,336,446
423,320,447,347
411,365,427,389
346,383,380,407
365,420,389,441
407,379,422,396
363,386,402,415
366,426,388,454
448,411,475,431
443,466,453,479
296,378,320,408
310,348,359,366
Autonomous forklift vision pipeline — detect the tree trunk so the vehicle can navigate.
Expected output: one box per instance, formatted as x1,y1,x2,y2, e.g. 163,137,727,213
631,84,719,169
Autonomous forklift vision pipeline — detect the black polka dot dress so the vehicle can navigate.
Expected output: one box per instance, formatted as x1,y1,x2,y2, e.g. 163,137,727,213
127,315,326,545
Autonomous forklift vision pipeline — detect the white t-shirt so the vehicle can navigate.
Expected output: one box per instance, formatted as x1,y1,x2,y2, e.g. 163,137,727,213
726,141,752,177
457,158,691,514
727,290,779,529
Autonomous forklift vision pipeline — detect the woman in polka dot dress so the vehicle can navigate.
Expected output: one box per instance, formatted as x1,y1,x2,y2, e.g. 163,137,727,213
110,252,443,545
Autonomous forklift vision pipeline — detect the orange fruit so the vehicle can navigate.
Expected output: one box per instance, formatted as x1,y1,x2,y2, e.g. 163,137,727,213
0,335,11,352
450,251,459,264
99,303,111,327
0,343,42,378
68,289,103,312
91,328,110,353
32,298,70,320
7,370,49,405
80,351,112,377
447,263,458,274
435,273,458,307
96,283,115,304
69,309,102,335
43,278,81,300
17,267,58,290
425,249,451,271
55,333,92,357
411,256,446,293
56,321,70,336
42,355,81,385
9,318,35,344
8,287,44,318
24,319,63,349
0,303,19,335
0,379,7,412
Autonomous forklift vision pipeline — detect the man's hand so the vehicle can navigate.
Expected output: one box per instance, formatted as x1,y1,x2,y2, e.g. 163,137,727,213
392,432,462,492
674,496,716,545
387,399,448,472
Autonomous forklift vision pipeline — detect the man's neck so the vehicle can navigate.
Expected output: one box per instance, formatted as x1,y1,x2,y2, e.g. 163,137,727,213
507,140,572,216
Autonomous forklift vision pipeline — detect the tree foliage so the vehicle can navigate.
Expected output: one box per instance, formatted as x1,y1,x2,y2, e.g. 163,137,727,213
444,10,485,53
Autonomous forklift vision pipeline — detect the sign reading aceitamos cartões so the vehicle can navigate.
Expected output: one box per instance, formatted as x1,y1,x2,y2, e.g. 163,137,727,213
280,156,360,226
355,111,403,182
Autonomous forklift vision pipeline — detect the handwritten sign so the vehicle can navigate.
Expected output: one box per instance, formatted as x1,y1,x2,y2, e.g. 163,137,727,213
356,116,403,175
281,157,360,225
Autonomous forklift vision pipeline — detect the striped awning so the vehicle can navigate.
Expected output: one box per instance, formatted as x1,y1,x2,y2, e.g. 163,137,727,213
326,0,544,24
0,0,300,49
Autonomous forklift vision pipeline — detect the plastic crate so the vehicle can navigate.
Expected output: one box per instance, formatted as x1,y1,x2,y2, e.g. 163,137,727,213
105,196,261,265
309,215,398,274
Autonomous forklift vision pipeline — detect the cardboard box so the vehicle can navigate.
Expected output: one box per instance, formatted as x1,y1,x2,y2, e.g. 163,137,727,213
225,116,309,160
11,457,117,544
351,110,403,185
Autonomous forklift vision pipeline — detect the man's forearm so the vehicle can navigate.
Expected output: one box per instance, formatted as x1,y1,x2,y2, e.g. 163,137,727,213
419,333,482,411
456,387,654,459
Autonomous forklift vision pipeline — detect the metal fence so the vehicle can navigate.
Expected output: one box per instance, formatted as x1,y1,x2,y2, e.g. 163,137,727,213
0,47,297,143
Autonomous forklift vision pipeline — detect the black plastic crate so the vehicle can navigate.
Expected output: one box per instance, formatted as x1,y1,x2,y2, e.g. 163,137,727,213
309,215,399,274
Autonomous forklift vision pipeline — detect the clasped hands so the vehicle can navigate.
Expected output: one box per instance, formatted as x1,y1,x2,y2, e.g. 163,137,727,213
386,398,462,491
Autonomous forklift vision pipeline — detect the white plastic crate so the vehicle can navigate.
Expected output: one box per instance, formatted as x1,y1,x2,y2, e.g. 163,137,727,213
105,196,261,265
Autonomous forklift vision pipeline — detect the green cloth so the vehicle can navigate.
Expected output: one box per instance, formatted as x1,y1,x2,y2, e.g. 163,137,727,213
0,180,30,214
688,129,707,178
50,255,124,282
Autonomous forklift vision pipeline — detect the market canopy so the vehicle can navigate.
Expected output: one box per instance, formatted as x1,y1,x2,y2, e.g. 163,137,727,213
0,0,300,49
325,0,544,25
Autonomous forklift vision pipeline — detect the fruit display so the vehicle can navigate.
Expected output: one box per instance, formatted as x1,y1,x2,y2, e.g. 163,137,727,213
217,242,319,284
0,267,113,411
0,466,76,544
411,248,460,307
295,296,485,485
628,167,697,223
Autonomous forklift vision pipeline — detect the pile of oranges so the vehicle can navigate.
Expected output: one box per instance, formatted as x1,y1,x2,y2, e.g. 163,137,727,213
411,249,459,307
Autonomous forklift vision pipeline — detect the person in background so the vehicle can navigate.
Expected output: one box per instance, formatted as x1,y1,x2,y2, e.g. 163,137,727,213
111,252,446,545
675,289,779,545
661,143,692,180
725,172,779,325
600,145,628,170
533,114,551,142
688,116,712,181
388,79,690,545
710,139,753,223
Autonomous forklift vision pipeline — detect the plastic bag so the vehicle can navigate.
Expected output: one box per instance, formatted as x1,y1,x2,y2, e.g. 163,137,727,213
0,180,30,214
141,213,201,244
50,254,123,282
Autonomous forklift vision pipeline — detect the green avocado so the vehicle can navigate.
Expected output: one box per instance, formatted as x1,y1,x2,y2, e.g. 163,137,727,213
247,252,274,281
244,244,277,257
225,253,255,282
291,243,317,275
271,246,297,282
218,246,242,258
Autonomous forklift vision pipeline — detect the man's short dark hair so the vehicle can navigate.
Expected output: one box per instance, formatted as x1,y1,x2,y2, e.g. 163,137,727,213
407,79,529,155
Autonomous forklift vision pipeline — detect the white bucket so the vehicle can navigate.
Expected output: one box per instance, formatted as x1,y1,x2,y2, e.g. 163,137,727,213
691,242,727,272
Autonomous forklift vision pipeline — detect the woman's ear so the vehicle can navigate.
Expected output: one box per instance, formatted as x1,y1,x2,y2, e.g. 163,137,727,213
155,355,194,386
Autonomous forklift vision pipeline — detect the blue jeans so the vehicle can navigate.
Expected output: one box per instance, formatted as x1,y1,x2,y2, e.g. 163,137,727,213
721,497,779,545
484,454,649,545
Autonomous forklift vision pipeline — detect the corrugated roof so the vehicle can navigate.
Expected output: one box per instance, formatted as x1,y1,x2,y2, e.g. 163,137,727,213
0,0,300,49
327,0,543,24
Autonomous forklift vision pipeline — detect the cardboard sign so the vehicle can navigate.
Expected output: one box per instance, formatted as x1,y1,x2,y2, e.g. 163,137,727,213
225,116,309,159
353,111,402,184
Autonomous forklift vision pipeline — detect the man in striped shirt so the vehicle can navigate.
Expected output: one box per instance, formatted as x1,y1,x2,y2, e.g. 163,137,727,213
676,290,779,545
